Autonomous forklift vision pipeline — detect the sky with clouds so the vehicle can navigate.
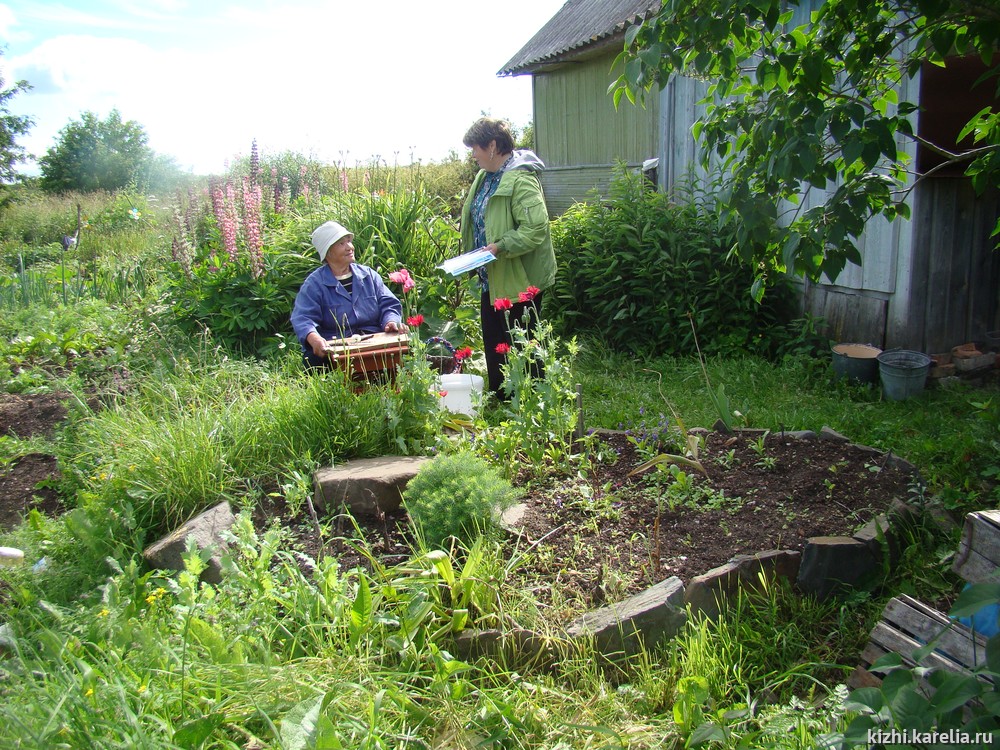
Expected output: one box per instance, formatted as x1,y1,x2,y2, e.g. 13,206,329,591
0,0,568,175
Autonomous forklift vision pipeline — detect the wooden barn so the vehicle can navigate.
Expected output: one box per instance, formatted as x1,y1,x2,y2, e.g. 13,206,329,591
501,0,1000,353
499,0,662,217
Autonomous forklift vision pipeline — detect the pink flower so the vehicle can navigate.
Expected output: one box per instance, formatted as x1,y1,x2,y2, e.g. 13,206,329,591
494,298,512,311
388,269,416,292
439,390,448,397
495,343,511,355
519,286,541,302
406,314,424,327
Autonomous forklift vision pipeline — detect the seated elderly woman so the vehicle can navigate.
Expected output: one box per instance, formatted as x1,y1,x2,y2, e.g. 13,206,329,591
291,221,407,368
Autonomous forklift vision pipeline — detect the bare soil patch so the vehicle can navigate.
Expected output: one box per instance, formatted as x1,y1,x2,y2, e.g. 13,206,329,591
0,392,68,530
504,429,916,605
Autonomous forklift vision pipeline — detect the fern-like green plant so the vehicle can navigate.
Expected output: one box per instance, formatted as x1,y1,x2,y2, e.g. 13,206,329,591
403,451,518,549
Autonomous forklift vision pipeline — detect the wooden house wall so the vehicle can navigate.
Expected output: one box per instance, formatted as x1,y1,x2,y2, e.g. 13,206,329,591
537,164,642,217
906,180,1000,352
533,54,659,215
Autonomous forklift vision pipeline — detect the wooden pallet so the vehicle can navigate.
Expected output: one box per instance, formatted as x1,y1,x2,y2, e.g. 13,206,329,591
849,510,999,691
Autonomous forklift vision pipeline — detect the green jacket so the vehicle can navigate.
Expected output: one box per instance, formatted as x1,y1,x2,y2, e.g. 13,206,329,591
460,151,556,304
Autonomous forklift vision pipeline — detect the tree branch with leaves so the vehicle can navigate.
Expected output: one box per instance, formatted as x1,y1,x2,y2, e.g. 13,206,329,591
611,0,1000,300
0,49,34,185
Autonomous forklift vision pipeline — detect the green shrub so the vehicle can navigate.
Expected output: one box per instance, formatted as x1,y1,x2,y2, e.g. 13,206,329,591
549,164,798,357
403,451,518,548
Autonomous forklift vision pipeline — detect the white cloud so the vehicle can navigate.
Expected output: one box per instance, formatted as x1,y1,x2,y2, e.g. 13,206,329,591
2,0,561,174
0,4,18,40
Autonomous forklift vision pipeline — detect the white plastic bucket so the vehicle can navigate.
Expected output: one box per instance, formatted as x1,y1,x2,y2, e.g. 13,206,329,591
0,546,25,567
437,374,484,416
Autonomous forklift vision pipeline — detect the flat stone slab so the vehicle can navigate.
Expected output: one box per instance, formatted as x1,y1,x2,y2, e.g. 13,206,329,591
453,628,552,670
685,549,801,620
567,575,686,656
142,501,235,584
499,502,528,535
313,456,432,517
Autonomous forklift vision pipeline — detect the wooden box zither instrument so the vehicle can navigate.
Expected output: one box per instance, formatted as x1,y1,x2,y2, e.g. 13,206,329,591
324,332,409,384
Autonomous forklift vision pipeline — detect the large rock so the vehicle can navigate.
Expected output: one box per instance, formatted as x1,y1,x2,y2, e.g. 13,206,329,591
142,501,235,584
685,549,801,620
452,628,552,670
0,622,14,657
567,576,687,656
313,456,432,517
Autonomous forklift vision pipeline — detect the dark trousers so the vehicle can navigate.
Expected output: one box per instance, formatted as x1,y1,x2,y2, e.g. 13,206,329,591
481,290,544,395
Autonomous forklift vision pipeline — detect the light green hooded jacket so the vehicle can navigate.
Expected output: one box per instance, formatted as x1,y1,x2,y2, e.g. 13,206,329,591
460,149,556,304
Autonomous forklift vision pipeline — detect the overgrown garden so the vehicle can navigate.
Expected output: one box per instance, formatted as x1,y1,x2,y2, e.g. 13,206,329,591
0,148,998,748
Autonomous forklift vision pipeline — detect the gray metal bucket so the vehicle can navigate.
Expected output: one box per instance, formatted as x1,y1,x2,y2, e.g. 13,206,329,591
831,343,882,383
877,350,932,401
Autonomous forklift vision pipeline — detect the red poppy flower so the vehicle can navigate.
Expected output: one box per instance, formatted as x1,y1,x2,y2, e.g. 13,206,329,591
495,343,511,355
438,390,448,397
455,346,473,360
519,286,541,302
406,314,424,326
493,297,513,311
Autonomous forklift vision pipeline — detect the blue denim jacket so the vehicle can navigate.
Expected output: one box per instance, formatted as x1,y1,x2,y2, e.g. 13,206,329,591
291,263,402,352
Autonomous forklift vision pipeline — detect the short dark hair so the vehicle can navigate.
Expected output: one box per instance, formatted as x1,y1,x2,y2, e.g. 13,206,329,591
462,117,515,154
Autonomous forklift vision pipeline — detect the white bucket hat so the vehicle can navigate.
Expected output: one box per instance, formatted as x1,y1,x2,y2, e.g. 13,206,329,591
311,221,353,261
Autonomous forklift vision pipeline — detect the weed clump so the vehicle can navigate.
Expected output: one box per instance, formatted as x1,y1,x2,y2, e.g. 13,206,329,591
403,451,518,548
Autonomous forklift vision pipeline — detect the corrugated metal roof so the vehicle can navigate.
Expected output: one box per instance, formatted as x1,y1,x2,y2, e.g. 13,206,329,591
499,0,660,76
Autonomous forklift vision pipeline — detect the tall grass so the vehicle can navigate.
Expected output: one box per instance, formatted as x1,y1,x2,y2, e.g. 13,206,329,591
58,354,439,536
0,520,675,749
0,258,152,309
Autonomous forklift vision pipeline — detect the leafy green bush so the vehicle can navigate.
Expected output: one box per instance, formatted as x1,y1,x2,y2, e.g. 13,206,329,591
549,165,798,357
403,451,518,548
162,248,312,357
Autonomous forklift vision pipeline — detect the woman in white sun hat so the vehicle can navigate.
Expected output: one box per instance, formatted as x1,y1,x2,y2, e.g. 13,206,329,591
291,220,407,368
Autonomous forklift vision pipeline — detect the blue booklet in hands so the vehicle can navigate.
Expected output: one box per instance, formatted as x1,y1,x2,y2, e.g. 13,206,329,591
437,247,495,276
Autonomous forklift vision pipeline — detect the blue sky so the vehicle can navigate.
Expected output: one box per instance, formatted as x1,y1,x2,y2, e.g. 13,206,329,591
0,0,568,175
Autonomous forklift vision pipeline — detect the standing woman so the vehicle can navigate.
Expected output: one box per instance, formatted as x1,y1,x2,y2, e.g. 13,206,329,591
460,117,556,396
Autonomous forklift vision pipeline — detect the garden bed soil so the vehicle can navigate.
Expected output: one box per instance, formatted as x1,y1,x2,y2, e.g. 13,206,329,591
502,429,916,604
264,428,919,610
0,393,919,611
0,393,68,529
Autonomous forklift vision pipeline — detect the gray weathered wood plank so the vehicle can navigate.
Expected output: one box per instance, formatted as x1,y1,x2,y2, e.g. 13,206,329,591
953,510,1000,583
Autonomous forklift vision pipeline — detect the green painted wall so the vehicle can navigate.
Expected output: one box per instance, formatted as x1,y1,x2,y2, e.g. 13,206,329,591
531,53,659,215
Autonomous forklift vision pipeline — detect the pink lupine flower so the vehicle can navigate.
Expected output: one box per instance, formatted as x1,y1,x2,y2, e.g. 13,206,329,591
242,176,264,279
221,181,240,263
